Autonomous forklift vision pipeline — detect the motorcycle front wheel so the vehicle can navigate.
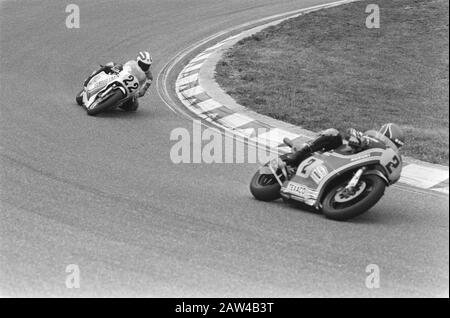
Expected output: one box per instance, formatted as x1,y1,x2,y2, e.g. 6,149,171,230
86,89,124,116
249,170,283,202
322,175,386,221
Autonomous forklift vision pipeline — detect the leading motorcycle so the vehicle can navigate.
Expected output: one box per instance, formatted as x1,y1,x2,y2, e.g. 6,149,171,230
249,131,403,221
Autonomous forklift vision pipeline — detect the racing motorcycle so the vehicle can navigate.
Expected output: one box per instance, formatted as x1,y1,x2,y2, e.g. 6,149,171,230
249,131,403,221
75,66,140,116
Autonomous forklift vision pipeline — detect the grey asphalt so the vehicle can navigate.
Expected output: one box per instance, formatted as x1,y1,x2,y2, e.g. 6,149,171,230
0,0,448,297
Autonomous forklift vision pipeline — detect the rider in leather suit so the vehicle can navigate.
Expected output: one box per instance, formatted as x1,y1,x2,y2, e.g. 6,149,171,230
283,123,405,167
82,51,153,111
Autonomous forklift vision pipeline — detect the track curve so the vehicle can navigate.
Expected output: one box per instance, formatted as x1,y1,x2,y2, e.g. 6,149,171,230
0,0,448,297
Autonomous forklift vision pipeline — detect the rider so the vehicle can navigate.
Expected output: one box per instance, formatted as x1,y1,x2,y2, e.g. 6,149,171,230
283,123,405,167
83,51,153,111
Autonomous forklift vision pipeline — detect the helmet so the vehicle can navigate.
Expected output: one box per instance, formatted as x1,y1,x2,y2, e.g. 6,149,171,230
379,123,405,148
136,51,152,72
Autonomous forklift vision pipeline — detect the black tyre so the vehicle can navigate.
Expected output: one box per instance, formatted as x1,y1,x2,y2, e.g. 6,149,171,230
86,89,123,116
75,90,83,106
249,170,282,202
322,175,386,221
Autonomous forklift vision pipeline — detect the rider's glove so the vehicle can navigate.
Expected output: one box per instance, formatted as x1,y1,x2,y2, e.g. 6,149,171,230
111,64,123,74
348,135,361,147
137,90,145,98
346,128,364,147
138,80,152,98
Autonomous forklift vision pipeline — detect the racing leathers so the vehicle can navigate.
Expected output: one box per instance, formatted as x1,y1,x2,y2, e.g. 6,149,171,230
283,128,387,167
119,60,153,111
83,61,153,111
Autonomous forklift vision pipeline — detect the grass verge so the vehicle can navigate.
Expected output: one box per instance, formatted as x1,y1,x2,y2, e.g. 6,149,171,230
215,0,449,164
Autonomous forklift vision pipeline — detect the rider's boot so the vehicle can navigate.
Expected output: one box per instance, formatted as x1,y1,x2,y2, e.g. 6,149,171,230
283,133,343,167
284,144,313,167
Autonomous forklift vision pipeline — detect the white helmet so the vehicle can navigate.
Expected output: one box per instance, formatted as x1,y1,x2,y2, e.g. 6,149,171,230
137,51,152,72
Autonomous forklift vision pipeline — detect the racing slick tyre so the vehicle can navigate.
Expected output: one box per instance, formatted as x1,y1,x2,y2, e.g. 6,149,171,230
86,89,123,116
75,90,83,106
322,175,386,221
250,170,282,202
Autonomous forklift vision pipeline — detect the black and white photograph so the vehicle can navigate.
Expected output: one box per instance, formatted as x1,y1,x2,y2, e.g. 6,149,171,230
0,0,448,302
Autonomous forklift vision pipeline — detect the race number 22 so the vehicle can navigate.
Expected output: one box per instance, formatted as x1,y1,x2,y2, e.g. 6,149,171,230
123,75,139,93
385,155,400,174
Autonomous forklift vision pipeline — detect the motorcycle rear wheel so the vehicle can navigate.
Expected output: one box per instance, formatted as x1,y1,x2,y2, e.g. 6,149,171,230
86,89,123,116
322,175,386,221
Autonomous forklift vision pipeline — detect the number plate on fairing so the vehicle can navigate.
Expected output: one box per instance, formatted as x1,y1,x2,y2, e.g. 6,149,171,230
283,153,335,201
296,157,329,185
286,182,307,198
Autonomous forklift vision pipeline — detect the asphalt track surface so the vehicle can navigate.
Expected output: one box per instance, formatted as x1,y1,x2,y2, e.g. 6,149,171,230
0,0,448,297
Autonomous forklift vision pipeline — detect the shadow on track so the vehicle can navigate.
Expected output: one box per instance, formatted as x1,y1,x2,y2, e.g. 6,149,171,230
249,197,407,225
73,106,154,119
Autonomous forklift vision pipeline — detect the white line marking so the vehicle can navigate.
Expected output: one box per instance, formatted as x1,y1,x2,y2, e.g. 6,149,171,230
432,187,449,195
190,52,213,63
236,127,256,138
180,85,204,97
196,99,223,112
219,113,255,128
184,63,203,73
393,183,449,198
176,73,199,86
399,164,450,189
252,128,300,147
203,41,226,52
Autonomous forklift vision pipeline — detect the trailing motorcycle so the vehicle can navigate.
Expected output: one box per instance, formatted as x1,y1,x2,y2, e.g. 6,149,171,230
249,131,403,221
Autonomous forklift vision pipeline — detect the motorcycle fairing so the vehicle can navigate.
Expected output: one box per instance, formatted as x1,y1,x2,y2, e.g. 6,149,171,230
281,148,384,207
82,70,139,109
86,72,118,98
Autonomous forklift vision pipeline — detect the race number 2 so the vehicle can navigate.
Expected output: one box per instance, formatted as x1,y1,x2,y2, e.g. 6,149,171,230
385,155,400,174
298,157,323,178
300,158,316,176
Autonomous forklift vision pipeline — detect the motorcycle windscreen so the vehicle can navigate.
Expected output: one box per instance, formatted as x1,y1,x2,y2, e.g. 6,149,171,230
86,72,117,96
